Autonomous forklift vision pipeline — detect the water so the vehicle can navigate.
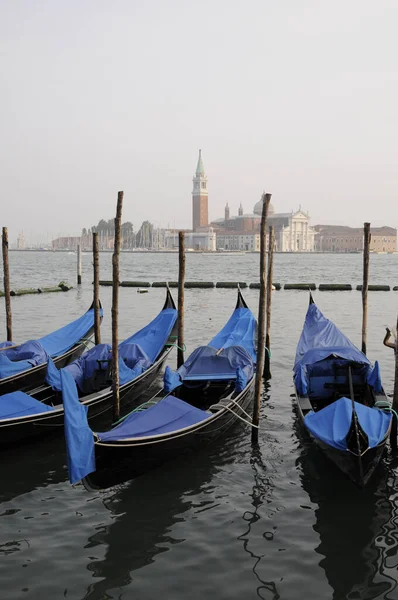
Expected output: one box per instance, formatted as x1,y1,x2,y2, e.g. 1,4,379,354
1,251,398,600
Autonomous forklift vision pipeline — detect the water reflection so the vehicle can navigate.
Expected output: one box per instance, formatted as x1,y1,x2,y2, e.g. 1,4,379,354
82,434,244,599
295,418,398,600
0,435,67,503
238,445,280,600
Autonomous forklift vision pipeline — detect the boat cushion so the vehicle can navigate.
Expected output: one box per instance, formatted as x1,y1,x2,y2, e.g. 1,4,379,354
164,345,254,393
97,396,209,441
304,397,392,451
0,391,55,420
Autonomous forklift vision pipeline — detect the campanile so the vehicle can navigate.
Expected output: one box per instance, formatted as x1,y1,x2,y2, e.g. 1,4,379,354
192,149,208,231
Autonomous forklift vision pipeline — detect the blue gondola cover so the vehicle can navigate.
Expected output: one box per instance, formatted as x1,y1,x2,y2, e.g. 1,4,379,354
0,307,99,381
61,369,95,484
304,397,392,451
97,396,209,441
39,308,100,357
46,304,177,392
163,345,254,393
0,341,49,379
0,391,55,420
209,306,257,361
294,303,382,395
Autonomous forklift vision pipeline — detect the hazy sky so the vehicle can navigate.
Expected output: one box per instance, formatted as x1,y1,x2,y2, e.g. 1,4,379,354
1,0,397,243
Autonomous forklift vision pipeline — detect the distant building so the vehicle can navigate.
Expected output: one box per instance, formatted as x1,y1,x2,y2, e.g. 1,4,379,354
314,225,397,252
17,231,25,250
211,199,315,252
162,229,216,251
216,232,263,252
192,150,208,231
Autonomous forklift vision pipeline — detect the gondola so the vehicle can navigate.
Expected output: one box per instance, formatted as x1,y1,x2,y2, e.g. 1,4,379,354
0,289,177,446
62,289,258,489
0,302,101,395
294,293,392,487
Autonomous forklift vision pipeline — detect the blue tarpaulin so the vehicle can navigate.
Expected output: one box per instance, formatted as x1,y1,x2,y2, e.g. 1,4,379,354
120,307,177,362
61,369,95,484
304,397,392,451
209,307,257,361
0,341,14,349
39,308,99,357
163,345,254,393
294,302,382,395
97,396,209,441
0,307,99,381
46,304,177,392
0,341,49,380
0,391,55,420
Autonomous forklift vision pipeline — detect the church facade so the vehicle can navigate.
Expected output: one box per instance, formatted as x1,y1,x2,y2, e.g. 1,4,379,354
211,198,315,252
190,151,315,251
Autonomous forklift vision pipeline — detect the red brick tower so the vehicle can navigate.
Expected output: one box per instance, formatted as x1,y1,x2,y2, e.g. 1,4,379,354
192,149,208,231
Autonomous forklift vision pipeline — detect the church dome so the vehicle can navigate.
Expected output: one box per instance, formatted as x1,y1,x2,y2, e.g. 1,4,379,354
253,198,274,216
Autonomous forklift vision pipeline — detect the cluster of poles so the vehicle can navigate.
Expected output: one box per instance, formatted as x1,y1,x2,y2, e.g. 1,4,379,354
2,195,398,446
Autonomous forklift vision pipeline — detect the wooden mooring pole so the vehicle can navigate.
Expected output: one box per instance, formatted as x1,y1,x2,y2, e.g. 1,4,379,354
177,231,185,368
77,243,82,285
112,191,124,423
362,222,371,355
264,225,275,380
386,316,398,451
252,193,272,443
2,227,12,341
92,232,101,345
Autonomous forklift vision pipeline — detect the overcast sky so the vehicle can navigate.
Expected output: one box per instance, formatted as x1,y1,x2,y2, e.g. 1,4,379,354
1,0,397,243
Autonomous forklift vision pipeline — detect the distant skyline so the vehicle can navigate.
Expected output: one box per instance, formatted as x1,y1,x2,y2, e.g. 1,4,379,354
1,0,397,244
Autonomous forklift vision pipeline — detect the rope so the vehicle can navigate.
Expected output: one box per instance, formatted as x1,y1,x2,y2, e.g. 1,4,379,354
111,394,162,426
165,342,186,352
214,404,259,429
374,399,398,421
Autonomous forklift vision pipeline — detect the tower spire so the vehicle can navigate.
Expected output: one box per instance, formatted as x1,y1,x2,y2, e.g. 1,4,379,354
196,149,205,176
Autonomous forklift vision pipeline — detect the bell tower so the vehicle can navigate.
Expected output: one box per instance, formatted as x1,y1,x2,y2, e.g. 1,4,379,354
192,149,208,231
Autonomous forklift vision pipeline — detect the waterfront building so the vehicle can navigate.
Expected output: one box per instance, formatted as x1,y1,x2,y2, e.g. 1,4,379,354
314,225,397,252
162,229,216,251
17,231,25,250
192,150,209,231
211,198,315,251
216,232,263,252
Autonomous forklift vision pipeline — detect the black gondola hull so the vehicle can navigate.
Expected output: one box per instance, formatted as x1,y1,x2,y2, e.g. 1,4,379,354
0,347,171,447
313,436,389,487
84,378,255,490
295,389,390,487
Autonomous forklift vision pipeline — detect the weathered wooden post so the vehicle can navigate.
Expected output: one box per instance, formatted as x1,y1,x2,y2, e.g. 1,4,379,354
252,193,272,443
77,243,82,285
362,222,371,354
385,319,398,451
2,227,12,341
392,318,398,451
112,191,123,423
92,232,101,345
177,231,185,368
264,225,275,380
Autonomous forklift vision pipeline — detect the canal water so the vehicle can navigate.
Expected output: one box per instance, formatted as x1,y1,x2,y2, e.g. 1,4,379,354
1,251,398,600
